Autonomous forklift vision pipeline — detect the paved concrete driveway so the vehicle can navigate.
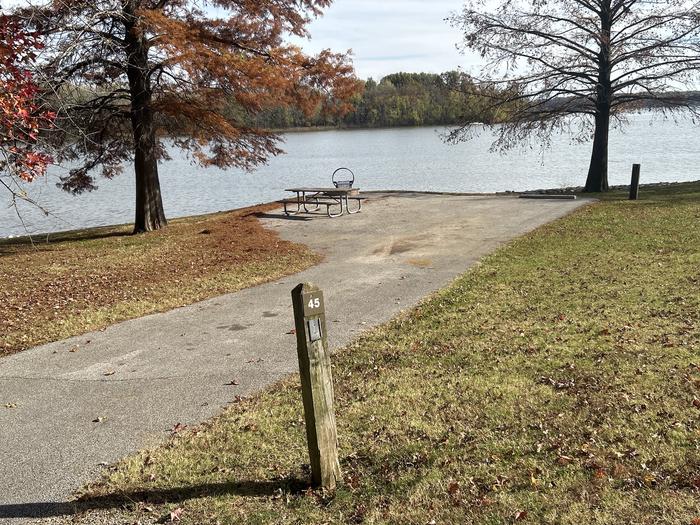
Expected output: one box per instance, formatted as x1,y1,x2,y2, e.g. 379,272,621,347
0,192,588,522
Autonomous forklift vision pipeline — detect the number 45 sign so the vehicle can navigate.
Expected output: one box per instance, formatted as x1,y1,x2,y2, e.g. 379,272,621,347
302,290,325,317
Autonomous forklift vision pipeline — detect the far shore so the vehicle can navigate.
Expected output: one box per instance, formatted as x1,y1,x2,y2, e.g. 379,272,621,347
270,123,456,133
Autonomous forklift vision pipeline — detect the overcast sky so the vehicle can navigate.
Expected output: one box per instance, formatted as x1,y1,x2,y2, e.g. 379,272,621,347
294,0,477,80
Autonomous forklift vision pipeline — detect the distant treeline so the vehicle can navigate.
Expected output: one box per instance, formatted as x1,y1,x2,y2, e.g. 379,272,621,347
241,72,700,131
243,71,511,130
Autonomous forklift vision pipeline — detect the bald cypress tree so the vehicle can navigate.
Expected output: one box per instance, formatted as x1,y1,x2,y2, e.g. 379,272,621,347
19,0,358,231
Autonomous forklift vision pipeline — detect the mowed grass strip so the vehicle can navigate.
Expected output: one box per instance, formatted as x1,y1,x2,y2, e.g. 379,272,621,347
76,183,699,524
0,204,320,357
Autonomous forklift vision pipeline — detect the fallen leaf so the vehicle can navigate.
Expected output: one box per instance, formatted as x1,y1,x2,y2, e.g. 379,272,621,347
92,416,106,423
693,399,700,409
169,507,184,522
530,473,540,488
170,422,187,434
691,518,700,525
447,481,460,495
103,370,116,376
557,455,574,465
69,345,79,353
514,510,528,521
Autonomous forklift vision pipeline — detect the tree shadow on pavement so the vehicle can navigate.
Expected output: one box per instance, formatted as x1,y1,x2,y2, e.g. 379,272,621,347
0,477,309,520
254,212,314,221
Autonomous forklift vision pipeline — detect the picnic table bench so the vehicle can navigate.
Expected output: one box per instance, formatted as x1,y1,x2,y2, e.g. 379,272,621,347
282,187,365,218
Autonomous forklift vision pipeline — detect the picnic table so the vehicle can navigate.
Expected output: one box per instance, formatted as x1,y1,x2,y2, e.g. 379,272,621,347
283,187,364,218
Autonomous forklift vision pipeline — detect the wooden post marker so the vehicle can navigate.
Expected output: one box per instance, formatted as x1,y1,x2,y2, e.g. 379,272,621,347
291,283,341,490
630,164,641,200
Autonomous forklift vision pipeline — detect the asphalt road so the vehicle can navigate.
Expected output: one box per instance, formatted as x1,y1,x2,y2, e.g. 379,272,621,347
0,192,589,523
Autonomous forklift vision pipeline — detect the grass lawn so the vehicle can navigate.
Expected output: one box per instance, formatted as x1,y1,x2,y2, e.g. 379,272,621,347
69,183,699,524
0,204,320,357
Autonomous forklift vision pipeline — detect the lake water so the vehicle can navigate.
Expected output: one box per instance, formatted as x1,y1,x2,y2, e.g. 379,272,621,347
1,112,698,238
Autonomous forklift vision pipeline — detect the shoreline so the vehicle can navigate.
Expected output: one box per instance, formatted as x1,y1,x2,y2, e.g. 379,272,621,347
2,180,699,241
512,179,700,195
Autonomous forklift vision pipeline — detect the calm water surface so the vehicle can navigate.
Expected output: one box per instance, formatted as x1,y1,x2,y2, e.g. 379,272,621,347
1,112,698,238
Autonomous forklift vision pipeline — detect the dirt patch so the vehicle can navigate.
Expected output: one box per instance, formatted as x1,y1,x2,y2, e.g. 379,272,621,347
407,257,434,268
0,202,319,357
372,235,433,257
389,240,419,255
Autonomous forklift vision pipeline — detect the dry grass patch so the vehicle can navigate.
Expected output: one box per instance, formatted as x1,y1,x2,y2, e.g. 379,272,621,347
0,203,320,356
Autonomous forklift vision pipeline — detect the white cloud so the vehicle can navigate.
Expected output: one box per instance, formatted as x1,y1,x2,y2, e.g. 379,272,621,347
294,0,481,80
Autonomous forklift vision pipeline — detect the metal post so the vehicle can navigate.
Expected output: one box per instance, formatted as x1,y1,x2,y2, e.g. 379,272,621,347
630,164,641,200
291,283,341,490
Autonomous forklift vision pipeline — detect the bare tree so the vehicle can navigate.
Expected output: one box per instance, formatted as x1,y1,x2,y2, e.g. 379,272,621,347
450,0,700,192
15,0,357,233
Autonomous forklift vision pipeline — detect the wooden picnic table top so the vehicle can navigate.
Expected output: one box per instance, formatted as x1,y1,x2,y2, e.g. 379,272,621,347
284,187,360,194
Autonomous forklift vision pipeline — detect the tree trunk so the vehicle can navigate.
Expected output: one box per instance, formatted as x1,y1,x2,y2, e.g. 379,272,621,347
584,106,610,192
585,1,613,193
124,2,167,233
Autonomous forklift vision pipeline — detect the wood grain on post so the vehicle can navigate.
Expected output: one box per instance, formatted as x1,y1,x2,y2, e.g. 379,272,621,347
630,164,641,200
291,283,341,490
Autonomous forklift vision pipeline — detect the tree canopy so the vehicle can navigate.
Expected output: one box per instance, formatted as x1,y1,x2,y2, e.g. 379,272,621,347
451,0,700,191
17,0,358,232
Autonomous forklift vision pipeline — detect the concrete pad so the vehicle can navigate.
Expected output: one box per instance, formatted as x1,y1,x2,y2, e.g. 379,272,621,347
0,192,590,522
